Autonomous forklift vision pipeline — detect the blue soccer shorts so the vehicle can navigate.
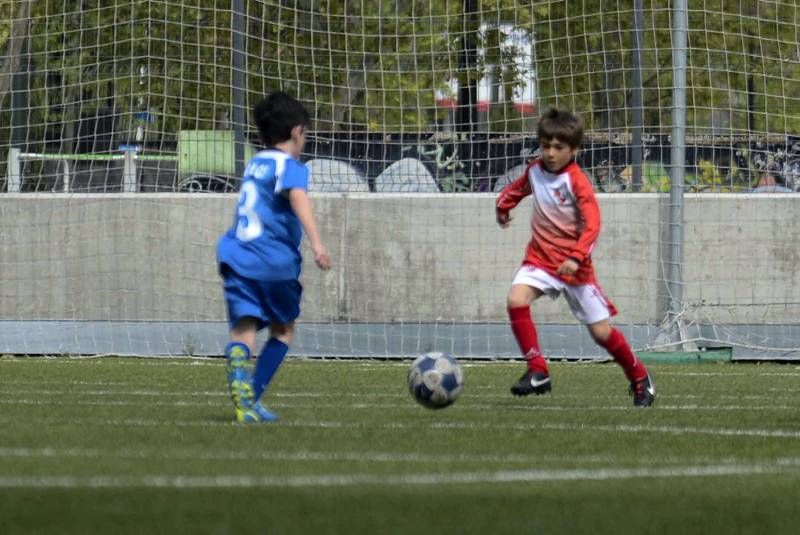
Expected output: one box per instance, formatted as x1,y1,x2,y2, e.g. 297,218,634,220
221,265,302,330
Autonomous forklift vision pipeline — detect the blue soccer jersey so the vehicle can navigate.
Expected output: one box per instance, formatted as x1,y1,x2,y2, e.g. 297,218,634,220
217,149,309,281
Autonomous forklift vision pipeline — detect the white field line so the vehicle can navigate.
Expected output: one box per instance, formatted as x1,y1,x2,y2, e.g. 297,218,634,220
657,371,800,377
2,416,800,440
1,462,798,489
0,359,413,368
1,380,171,387
5,358,800,375
0,358,220,366
1,397,799,412
4,388,800,404
0,446,781,469
10,384,800,401
0,389,228,397
0,446,631,465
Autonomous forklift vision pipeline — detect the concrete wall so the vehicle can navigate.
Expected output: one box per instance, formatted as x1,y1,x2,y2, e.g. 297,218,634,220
1,193,797,325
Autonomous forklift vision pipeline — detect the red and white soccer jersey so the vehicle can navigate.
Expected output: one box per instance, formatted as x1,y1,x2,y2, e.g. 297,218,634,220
497,158,618,320
496,158,602,286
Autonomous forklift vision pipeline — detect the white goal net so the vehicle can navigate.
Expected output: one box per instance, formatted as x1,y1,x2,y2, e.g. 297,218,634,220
1,1,798,359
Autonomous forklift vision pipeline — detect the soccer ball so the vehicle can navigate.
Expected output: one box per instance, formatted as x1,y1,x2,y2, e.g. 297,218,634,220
407,352,464,409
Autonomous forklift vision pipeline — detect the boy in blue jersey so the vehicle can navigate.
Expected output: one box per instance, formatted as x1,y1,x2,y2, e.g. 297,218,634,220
217,91,331,423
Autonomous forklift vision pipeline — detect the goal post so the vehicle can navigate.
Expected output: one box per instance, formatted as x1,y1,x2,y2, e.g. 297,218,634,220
1,1,799,360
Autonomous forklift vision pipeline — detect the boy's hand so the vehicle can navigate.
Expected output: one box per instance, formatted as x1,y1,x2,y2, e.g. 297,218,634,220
312,243,331,270
556,258,579,276
496,209,512,228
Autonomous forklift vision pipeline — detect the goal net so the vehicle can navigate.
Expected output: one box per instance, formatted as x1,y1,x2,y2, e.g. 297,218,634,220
1,1,798,359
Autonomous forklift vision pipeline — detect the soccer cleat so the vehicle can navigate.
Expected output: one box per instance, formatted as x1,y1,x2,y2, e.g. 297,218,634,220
237,400,279,423
510,371,552,396
630,374,656,407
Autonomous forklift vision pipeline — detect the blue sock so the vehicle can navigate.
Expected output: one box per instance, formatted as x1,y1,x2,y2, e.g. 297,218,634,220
252,338,289,401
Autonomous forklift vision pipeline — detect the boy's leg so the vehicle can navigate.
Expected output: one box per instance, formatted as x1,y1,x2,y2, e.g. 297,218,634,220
507,283,551,396
239,280,301,423
589,323,654,407
252,322,294,402
587,321,648,382
221,266,269,418
242,335,289,423
508,306,548,375
565,283,654,406
563,282,648,380
226,317,258,416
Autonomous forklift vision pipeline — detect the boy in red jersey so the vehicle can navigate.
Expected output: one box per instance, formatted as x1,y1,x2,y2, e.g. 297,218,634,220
496,108,654,407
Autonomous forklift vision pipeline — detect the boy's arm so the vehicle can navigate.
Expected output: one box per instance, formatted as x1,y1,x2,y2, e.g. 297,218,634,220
568,171,601,263
495,169,533,227
289,188,331,270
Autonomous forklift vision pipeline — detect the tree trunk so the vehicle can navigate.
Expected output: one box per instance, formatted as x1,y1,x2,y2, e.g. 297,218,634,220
0,0,34,110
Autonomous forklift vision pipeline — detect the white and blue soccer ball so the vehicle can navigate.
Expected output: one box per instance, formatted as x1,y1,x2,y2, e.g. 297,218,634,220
407,351,464,409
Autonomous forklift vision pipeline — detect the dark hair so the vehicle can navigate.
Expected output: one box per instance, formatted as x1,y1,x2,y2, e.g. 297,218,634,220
537,107,583,148
252,91,310,146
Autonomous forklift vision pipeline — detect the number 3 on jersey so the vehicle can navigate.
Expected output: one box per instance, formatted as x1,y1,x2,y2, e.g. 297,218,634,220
236,181,262,241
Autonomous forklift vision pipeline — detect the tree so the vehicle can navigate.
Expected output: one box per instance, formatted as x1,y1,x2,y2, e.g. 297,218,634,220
245,1,467,131
4,0,799,161
0,0,27,109
531,0,800,136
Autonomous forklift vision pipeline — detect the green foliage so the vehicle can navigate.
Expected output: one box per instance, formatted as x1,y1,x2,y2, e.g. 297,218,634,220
19,0,468,143
0,1,11,53
532,0,800,135
248,0,464,131
9,0,800,152
0,0,11,151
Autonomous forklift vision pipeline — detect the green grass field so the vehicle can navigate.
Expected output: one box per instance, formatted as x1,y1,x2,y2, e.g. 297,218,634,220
2,356,800,534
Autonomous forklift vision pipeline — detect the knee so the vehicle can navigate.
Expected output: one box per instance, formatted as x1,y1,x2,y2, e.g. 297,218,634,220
270,323,294,345
507,296,524,310
588,322,612,345
507,287,532,310
589,331,606,345
275,332,293,346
